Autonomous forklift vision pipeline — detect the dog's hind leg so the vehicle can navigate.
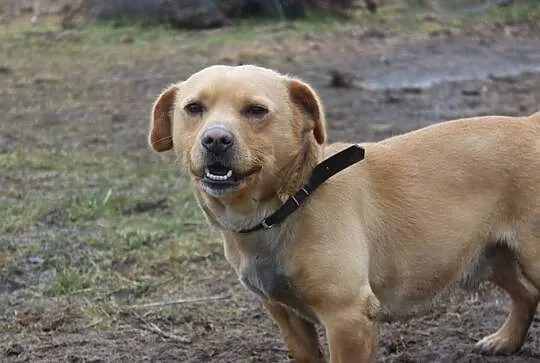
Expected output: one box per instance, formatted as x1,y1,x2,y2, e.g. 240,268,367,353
263,300,326,363
475,243,539,354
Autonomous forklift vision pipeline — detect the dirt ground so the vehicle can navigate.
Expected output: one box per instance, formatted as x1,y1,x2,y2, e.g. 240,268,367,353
2,3,540,362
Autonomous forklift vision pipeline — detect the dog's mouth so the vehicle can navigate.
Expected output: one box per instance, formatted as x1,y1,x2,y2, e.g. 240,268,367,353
199,162,261,196
204,163,238,184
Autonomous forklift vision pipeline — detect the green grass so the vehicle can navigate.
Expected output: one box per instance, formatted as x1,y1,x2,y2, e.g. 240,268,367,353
0,140,213,299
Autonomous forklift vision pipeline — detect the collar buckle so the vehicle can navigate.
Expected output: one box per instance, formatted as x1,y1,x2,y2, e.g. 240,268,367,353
292,187,310,207
261,220,273,229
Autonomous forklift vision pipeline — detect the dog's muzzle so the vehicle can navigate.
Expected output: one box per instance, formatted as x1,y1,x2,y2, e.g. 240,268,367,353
199,126,241,195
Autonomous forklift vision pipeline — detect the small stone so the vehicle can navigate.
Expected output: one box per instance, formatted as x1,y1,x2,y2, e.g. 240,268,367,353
111,288,134,303
461,88,481,96
0,277,22,295
28,256,44,265
329,70,356,88
120,34,134,44
5,342,24,357
39,268,57,284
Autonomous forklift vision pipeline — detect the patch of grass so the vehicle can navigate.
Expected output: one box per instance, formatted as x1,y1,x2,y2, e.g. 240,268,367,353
480,1,540,23
356,1,540,34
53,266,94,294
0,113,213,307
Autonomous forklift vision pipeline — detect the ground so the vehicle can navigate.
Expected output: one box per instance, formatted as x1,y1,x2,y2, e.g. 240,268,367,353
2,2,540,362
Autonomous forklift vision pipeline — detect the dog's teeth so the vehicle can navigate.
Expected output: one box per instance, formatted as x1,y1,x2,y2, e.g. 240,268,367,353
205,168,233,181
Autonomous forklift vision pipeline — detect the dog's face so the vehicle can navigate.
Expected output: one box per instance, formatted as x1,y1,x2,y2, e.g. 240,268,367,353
149,65,326,202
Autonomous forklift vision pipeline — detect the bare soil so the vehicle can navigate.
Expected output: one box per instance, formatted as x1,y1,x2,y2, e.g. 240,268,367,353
2,4,540,362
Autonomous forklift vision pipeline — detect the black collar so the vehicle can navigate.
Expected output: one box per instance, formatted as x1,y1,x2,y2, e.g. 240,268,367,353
238,144,365,234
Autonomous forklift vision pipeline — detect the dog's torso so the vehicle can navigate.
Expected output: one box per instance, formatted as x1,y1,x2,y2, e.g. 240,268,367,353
361,115,540,313
221,114,540,320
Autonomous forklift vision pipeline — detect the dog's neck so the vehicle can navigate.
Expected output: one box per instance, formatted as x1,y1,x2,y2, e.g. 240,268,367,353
276,134,320,202
198,135,322,234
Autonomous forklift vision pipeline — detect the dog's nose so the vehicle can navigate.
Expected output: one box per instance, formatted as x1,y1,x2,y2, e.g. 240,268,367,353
201,127,234,154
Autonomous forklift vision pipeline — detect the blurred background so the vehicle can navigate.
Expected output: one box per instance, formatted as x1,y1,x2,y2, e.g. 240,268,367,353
1,1,540,362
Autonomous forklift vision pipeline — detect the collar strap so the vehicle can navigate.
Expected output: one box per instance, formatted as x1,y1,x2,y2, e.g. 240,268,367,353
238,144,365,234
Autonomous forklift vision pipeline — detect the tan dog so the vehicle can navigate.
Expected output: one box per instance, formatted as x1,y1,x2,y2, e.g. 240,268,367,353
148,64,540,362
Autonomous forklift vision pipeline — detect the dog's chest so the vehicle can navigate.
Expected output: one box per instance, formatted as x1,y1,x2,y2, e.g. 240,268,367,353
239,255,291,300
238,253,316,321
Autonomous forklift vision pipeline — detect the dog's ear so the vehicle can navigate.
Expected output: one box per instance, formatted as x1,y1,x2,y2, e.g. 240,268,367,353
149,84,179,152
288,79,326,144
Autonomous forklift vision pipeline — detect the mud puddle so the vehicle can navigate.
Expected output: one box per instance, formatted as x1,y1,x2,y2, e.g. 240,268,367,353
350,38,540,91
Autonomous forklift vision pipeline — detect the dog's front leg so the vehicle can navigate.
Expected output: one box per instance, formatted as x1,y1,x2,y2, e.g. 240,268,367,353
262,300,326,363
318,292,380,363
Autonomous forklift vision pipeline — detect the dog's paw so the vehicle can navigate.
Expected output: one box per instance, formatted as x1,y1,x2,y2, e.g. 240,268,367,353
475,332,522,355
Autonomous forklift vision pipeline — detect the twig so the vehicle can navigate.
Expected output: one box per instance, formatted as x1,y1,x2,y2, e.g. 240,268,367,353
84,318,104,329
131,310,192,343
143,322,192,343
129,294,229,309
69,287,94,295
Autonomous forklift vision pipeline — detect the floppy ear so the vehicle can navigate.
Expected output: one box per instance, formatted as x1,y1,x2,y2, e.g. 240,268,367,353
287,79,326,144
149,84,179,152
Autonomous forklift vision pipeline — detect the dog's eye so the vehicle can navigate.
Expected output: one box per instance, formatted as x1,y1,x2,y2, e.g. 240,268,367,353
244,105,269,117
185,102,204,115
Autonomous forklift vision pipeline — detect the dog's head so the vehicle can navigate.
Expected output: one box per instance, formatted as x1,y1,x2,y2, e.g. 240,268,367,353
149,65,326,221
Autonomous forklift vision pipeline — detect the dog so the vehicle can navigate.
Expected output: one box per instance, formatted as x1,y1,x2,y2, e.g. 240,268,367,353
148,64,540,362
